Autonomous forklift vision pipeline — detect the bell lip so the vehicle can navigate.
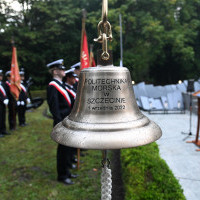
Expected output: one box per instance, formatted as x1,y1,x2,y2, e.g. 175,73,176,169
51,116,162,150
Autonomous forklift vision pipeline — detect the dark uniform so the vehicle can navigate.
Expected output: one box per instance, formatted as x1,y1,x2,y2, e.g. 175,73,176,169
47,79,75,182
64,78,77,162
17,82,28,126
47,79,73,126
70,62,80,92
73,78,79,92
47,59,77,185
5,75,17,130
0,80,9,137
65,83,77,98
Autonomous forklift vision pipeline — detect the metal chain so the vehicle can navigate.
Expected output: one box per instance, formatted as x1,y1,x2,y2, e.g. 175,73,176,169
94,0,113,60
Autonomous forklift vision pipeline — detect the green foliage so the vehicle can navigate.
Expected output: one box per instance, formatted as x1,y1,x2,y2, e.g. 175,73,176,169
0,0,200,85
121,143,186,200
0,102,102,200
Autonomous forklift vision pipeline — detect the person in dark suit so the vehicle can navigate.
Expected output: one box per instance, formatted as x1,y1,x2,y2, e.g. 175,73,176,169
5,71,17,131
63,69,77,95
47,59,78,185
63,69,77,163
0,70,10,137
70,62,80,92
17,69,30,126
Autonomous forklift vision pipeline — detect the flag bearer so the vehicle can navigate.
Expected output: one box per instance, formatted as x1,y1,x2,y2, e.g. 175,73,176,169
5,71,17,131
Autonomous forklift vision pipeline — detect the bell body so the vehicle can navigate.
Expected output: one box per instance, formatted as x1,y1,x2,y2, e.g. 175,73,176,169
51,64,162,150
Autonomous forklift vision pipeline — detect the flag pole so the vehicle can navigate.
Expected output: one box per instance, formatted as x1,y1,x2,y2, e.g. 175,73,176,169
11,36,15,47
10,38,17,130
77,9,87,170
119,14,123,67
89,44,93,67
80,9,87,62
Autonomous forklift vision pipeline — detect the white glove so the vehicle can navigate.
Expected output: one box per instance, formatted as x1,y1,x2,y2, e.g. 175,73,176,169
21,101,25,106
27,98,31,104
17,101,21,106
3,99,9,106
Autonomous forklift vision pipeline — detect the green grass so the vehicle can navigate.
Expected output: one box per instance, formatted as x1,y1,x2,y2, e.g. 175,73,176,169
121,144,186,200
31,90,47,100
0,101,186,200
0,102,102,200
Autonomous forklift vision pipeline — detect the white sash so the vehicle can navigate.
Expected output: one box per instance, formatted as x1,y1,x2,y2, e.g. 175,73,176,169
20,84,27,93
49,81,71,106
6,81,11,87
0,85,6,97
66,87,76,98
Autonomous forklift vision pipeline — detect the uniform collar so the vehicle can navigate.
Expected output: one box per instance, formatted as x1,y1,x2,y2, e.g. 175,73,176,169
53,78,63,85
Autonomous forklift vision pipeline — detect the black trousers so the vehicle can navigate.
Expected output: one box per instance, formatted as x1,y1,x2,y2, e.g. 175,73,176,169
8,101,17,130
57,144,72,180
0,103,6,133
18,105,26,125
53,118,73,180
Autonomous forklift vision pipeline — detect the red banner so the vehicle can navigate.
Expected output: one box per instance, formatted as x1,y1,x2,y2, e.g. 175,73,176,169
10,46,21,100
80,30,90,70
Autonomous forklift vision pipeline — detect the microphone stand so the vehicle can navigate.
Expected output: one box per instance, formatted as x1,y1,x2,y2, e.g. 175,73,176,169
182,92,193,141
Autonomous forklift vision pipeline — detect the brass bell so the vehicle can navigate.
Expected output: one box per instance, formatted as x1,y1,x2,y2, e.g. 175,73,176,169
51,51,162,149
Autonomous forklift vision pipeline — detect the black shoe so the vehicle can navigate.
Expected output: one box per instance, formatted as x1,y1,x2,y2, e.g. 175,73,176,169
69,174,79,178
2,131,11,135
0,134,5,138
58,178,74,185
20,124,25,127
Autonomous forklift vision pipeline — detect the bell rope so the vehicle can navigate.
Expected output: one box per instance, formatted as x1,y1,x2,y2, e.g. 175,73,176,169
101,165,112,200
101,151,112,200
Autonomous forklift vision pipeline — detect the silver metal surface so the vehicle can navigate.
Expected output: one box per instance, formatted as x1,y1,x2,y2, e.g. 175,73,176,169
51,64,162,150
